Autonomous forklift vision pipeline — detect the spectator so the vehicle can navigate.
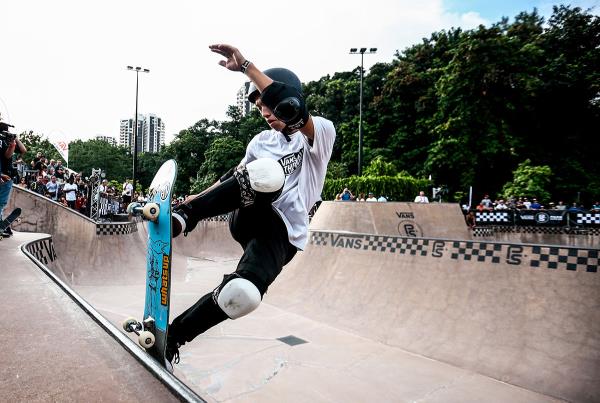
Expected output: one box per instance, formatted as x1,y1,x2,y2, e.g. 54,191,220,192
548,202,556,209
523,198,532,209
356,192,366,202
414,191,429,203
99,179,109,198
338,187,354,201
530,198,541,209
30,152,43,168
591,201,600,212
567,203,584,213
63,175,78,209
515,197,525,209
480,194,493,210
75,192,87,214
32,155,46,175
465,211,476,229
366,192,377,202
0,125,27,238
377,195,388,202
47,159,56,176
506,196,516,209
555,201,567,210
55,160,65,180
15,156,27,180
31,175,47,195
17,177,27,188
495,199,509,210
75,174,87,194
46,175,59,201
122,179,134,212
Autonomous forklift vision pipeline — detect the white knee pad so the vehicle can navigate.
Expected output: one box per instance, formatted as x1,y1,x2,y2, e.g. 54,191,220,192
246,158,285,193
216,278,261,319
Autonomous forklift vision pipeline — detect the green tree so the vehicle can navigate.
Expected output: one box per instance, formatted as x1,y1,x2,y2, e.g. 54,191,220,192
69,139,131,181
501,159,552,202
137,152,166,191
162,119,221,194
363,156,397,177
18,131,61,164
325,161,349,180
190,136,245,194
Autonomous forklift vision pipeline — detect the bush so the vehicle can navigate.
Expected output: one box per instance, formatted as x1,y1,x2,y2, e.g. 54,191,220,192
323,174,430,201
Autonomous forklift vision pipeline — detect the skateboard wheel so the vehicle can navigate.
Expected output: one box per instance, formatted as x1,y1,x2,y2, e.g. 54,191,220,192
142,203,160,221
122,317,139,332
139,331,155,348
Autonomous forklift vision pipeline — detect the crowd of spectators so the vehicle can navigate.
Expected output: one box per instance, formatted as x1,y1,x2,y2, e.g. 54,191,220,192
334,187,388,202
13,151,156,220
473,194,598,213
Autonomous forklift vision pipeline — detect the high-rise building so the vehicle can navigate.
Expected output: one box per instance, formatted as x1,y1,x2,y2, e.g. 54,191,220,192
95,135,117,146
237,82,251,117
119,114,165,153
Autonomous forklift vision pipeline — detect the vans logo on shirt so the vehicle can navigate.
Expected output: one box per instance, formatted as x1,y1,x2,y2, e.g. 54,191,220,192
279,149,304,176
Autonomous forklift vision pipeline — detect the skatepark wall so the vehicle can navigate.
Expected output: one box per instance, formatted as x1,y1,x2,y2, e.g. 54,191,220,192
172,216,242,260
267,204,600,403
311,201,471,239
472,225,599,248
315,201,598,247
6,186,241,285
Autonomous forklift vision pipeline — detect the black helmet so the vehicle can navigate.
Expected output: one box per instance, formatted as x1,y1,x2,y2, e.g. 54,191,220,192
247,67,302,104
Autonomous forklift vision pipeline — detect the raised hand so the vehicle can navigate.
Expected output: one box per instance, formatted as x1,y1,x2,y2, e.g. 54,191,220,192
209,44,247,72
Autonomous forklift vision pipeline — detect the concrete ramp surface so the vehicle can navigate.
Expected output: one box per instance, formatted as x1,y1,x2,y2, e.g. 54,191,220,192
5,189,599,402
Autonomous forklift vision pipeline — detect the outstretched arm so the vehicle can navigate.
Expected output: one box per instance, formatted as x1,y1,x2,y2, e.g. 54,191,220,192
209,44,273,94
209,43,315,140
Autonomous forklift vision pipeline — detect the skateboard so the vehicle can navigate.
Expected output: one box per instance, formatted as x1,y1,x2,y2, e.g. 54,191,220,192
0,208,22,240
122,159,177,367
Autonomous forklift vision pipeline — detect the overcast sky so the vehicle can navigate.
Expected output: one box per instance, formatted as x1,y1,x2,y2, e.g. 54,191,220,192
0,0,597,144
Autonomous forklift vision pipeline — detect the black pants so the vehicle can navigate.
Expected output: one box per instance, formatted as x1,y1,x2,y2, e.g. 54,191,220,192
169,204,297,345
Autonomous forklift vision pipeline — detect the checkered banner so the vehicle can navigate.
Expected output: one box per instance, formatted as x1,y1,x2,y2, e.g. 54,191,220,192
475,210,599,227
577,213,600,225
310,231,599,273
476,211,510,223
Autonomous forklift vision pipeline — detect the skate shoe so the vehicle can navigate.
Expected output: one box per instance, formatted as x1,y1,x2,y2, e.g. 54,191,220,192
164,339,181,373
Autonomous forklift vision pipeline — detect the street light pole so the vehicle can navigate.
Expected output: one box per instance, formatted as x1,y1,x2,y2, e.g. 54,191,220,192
349,47,377,176
127,66,150,194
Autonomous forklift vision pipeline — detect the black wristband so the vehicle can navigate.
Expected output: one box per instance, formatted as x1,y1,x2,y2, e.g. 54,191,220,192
240,60,251,73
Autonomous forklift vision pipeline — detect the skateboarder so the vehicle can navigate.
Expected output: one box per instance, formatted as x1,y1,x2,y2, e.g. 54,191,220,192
165,44,336,368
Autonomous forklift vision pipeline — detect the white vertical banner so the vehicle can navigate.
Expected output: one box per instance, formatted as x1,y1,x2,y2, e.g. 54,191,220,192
468,186,473,210
51,141,69,166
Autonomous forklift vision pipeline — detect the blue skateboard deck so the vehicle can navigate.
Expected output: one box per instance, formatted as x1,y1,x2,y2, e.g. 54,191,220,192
124,159,177,366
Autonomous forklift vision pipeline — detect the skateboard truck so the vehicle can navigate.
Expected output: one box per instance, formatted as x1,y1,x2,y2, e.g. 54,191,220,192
127,202,160,222
122,316,156,348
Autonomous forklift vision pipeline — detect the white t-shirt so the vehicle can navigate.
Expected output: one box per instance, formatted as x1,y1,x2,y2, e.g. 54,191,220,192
63,183,78,201
123,182,133,196
240,117,336,250
414,195,429,203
